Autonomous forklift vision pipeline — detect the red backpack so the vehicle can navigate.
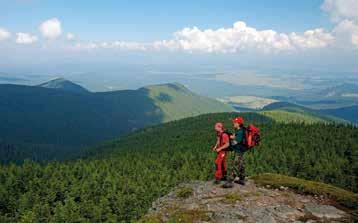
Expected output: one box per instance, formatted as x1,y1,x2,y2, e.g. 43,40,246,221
244,124,261,149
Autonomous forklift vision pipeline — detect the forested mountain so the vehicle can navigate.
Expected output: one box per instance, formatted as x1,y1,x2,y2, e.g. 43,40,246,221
0,82,233,163
37,78,90,94
0,112,356,222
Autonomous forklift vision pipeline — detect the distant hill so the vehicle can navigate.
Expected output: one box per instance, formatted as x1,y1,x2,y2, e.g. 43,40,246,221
0,82,233,161
261,101,347,123
321,105,358,123
142,83,234,122
37,77,90,94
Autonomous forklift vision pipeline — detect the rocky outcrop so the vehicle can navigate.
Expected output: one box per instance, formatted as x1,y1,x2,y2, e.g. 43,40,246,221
140,180,354,223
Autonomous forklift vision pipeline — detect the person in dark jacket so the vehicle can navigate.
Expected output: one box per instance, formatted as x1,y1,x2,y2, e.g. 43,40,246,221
223,117,248,188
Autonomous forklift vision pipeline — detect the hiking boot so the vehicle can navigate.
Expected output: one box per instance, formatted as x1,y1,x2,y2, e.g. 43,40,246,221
233,178,241,184
213,180,221,185
222,182,234,188
238,179,246,186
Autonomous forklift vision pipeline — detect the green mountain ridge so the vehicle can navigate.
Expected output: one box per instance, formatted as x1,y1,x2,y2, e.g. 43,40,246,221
261,101,349,124
0,82,233,163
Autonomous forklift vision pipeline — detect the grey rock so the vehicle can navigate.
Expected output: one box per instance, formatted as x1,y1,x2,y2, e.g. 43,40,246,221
304,204,346,219
270,205,304,219
251,207,277,223
142,180,352,223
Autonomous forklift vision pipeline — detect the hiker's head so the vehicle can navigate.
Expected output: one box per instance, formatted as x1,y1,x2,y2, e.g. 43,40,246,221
232,117,244,129
214,122,224,132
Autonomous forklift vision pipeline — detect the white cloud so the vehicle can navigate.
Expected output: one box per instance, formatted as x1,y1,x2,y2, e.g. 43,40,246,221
0,28,11,41
39,18,62,39
321,0,358,48
73,40,147,51
290,28,334,49
16,32,38,44
74,42,98,50
112,41,147,50
333,20,358,47
154,21,333,53
70,21,334,54
321,0,358,23
66,33,75,41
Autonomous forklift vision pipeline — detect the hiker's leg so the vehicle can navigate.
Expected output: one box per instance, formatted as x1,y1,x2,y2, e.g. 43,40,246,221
231,153,239,181
237,152,245,181
215,153,224,180
223,152,237,188
222,153,227,180
229,152,238,182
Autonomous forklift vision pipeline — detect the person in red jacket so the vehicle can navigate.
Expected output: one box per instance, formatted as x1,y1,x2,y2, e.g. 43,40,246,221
212,122,230,184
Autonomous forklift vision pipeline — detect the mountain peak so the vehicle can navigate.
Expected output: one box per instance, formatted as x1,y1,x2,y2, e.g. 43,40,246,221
38,78,89,94
140,175,353,222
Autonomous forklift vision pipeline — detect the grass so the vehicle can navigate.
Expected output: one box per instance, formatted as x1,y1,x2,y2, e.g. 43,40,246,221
260,110,327,124
167,209,212,223
252,173,358,209
176,186,194,199
138,209,212,223
223,193,243,204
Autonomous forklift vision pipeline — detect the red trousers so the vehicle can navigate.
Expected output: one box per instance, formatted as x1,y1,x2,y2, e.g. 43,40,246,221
215,151,227,180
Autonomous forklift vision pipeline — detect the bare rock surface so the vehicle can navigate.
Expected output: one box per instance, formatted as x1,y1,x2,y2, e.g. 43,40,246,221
142,180,354,223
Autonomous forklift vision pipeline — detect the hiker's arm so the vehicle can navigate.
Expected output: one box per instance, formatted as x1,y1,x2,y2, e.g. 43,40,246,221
212,137,219,151
216,142,229,152
230,134,235,139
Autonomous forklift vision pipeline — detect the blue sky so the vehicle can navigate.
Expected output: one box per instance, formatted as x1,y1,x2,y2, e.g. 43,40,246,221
0,0,358,73
1,0,330,40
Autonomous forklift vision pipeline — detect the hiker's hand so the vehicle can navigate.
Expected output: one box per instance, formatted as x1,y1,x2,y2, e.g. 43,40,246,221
212,146,217,151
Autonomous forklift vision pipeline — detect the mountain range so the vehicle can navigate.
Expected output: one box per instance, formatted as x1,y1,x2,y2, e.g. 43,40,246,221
0,79,233,152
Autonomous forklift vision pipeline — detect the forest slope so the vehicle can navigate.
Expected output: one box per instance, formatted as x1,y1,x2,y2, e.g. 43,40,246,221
1,112,356,222
0,82,233,163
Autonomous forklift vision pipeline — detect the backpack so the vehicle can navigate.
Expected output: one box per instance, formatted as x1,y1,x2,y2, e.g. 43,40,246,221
244,124,261,149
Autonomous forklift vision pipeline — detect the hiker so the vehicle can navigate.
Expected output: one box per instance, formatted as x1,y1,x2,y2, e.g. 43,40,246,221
212,122,230,184
223,117,248,188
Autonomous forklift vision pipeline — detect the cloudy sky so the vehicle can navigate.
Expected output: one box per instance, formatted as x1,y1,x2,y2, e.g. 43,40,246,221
0,0,357,73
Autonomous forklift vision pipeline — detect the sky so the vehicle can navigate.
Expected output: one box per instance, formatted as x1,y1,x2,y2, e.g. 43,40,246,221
0,0,358,74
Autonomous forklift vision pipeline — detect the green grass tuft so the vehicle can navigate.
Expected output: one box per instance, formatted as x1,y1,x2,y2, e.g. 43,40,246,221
167,209,212,223
176,186,194,199
223,193,243,204
252,173,358,209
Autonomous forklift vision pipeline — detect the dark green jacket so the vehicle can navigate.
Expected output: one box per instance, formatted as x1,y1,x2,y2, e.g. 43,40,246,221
235,128,245,144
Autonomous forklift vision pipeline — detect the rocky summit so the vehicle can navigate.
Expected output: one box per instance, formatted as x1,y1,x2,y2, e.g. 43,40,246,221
140,180,354,223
